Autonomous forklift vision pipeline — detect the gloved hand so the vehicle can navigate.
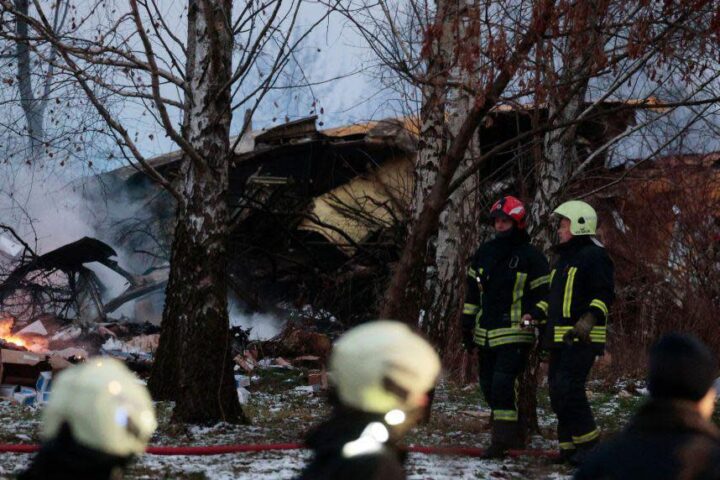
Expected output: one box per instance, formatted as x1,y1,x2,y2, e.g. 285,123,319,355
538,349,550,363
563,312,596,345
462,328,476,351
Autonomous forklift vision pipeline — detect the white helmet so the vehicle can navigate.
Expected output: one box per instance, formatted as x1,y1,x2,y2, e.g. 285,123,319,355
330,320,441,414
41,357,157,457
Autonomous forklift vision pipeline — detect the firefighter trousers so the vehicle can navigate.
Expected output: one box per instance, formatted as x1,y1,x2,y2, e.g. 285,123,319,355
548,344,599,453
479,344,529,426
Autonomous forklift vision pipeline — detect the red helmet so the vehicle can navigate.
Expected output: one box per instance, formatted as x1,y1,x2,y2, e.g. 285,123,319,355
490,196,526,229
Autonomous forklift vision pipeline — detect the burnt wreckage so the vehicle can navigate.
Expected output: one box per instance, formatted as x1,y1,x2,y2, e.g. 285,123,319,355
0,234,167,327
101,104,636,326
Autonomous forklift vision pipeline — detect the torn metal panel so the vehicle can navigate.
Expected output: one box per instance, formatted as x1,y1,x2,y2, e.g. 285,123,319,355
0,237,116,303
298,155,414,254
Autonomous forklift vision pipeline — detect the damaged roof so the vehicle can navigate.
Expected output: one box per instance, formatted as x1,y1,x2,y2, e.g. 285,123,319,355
108,116,419,183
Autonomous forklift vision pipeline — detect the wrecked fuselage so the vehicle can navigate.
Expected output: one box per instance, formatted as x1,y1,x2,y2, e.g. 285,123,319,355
0,234,167,330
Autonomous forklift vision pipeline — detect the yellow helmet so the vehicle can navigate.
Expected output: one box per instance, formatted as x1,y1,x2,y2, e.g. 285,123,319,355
329,320,441,414
553,200,597,235
41,357,157,457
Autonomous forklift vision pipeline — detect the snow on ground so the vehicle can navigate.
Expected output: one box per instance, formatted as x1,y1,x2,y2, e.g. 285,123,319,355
0,367,646,479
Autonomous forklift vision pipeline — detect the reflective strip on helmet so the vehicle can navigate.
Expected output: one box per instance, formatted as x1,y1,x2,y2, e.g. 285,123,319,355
467,267,477,278
589,299,608,318
562,267,577,318
536,301,548,315
530,274,550,289
573,428,600,445
463,303,479,315
493,409,518,422
510,273,528,325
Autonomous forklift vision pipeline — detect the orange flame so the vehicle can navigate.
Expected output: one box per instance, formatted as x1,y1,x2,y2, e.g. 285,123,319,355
0,318,48,352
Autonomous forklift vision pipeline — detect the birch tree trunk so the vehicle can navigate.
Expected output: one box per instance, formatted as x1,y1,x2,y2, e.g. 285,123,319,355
521,0,608,435
380,0,553,327
410,0,451,330
15,0,44,156
529,0,607,246
148,0,246,423
423,2,482,351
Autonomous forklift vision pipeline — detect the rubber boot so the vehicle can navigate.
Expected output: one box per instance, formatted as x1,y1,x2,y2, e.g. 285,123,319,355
552,448,576,464
481,420,522,459
568,439,599,467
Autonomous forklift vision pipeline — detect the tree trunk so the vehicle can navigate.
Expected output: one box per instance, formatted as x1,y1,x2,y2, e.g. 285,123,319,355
380,0,553,325
423,3,482,352
520,0,608,436
410,0,451,333
149,0,247,424
15,0,45,156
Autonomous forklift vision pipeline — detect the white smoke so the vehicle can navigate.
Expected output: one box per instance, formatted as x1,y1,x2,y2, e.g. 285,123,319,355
228,300,285,340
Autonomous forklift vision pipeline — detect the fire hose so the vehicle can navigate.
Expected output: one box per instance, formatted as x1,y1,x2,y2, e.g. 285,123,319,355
0,443,558,458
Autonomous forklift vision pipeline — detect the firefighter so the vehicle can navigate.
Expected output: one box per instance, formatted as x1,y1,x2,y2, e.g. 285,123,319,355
533,200,614,465
462,195,550,457
575,333,720,479
19,357,157,480
297,320,441,480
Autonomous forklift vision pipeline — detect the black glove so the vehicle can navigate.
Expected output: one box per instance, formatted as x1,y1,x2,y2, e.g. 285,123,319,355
462,328,476,351
538,349,550,363
563,312,596,345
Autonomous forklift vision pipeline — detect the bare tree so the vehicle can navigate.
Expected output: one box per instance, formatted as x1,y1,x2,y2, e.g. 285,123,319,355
0,0,335,423
344,0,720,442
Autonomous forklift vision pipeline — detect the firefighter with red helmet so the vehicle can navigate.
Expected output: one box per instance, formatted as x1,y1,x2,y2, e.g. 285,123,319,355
462,195,550,457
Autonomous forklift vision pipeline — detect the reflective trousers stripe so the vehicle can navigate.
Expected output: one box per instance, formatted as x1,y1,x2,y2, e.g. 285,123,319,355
573,428,600,444
493,409,518,421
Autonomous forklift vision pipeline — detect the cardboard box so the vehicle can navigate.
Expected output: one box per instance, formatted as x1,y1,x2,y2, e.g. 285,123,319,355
308,371,328,391
13,386,37,406
234,375,250,388
0,349,68,388
0,349,45,387
0,384,17,398
36,390,51,404
237,387,251,405
36,371,52,393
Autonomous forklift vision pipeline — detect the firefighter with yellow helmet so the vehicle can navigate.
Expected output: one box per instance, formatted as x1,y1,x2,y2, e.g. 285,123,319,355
534,200,615,465
19,358,157,480
297,320,441,480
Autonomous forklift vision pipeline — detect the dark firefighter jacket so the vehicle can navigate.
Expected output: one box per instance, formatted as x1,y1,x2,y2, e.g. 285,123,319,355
538,236,614,353
297,410,407,480
18,424,131,480
574,399,720,480
463,229,549,348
